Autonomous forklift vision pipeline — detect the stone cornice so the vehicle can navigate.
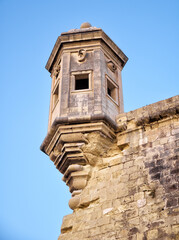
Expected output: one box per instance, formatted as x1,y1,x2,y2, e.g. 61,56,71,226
40,113,117,154
45,28,128,72
116,95,179,134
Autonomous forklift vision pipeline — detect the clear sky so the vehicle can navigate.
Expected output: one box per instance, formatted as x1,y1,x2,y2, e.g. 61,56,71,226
0,0,178,239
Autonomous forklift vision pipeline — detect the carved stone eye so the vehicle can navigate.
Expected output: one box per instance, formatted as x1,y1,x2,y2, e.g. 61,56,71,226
107,60,117,72
78,49,86,62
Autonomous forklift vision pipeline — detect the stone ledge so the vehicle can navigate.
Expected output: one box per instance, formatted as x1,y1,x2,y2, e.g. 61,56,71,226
45,29,128,72
116,95,179,133
40,115,117,154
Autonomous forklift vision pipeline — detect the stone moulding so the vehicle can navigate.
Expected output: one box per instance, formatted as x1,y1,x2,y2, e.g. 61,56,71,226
45,28,128,73
54,142,87,173
116,95,179,134
40,113,118,154
52,138,92,210
41,121,116,210
135,106,179,126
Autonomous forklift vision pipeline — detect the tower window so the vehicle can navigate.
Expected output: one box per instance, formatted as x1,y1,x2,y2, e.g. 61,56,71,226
106,76,118,104
71,71,92,92
107,87,112,96
75,74,89,90
52,83,59,109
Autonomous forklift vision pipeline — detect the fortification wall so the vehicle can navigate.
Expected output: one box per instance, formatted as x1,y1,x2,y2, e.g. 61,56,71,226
58,95,179,240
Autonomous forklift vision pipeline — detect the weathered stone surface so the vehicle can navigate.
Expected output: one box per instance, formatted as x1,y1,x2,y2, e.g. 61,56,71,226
56,95,179,239
41,23,179,240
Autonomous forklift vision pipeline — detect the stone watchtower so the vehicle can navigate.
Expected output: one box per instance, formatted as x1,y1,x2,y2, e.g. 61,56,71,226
41,23,179,240
40,22,128,209
44,22,128,130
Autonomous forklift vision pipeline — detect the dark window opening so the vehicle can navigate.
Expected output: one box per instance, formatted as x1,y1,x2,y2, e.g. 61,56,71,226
107,79,117,102
107,88,111,96
75,74,89,90
53,84,59,107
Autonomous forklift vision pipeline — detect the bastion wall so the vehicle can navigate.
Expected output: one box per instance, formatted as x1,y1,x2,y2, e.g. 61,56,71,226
58,95,179,240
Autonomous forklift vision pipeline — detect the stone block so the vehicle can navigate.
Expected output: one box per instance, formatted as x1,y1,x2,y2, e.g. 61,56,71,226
147,229,158,239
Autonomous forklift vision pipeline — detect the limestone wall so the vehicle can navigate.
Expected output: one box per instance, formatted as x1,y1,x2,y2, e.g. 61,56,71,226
58,95,179,240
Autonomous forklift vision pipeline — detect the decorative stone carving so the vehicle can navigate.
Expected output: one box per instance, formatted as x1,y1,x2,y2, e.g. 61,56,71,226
51,133,91,209
53,64,61,78
78,49,86,62
107,60,117,72
80,22,92,29
41,122,116,210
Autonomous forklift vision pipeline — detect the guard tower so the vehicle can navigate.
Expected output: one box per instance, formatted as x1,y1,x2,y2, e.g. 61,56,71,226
41,23,128,210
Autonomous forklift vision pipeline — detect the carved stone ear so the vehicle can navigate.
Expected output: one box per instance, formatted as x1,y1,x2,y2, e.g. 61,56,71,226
53,64,61,78
107,60,117,72
78,49,86,62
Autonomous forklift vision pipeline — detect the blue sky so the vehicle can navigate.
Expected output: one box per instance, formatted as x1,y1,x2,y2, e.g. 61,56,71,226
0,0,178,239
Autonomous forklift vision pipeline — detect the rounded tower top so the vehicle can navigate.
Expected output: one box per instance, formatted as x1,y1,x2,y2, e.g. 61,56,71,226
80,22,92,29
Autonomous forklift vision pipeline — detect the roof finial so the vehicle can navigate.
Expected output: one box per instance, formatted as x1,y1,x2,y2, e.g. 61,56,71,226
80,22,92,29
